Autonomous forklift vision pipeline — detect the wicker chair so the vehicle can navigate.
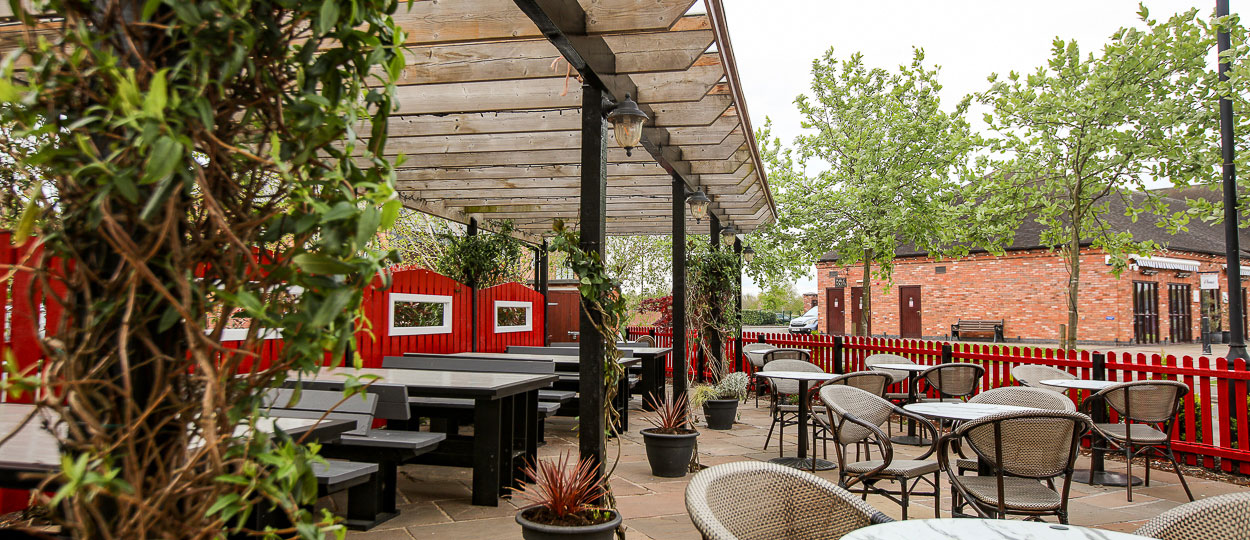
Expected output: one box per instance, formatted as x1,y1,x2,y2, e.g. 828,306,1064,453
810,371,893,460
635,335,656,347
761,357,823,456
685,461,893,540
816,385,941,519
864,353,916,403
1011,364,1076,392
918,363,985,403
952,387,1077,485
1084,380,1194,502
938,409,1091,523
744,343,776,406
1134,492,1250,539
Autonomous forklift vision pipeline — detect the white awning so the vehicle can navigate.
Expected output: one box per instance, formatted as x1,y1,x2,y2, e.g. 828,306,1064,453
1132,256,1200,272
1222,264,1250,277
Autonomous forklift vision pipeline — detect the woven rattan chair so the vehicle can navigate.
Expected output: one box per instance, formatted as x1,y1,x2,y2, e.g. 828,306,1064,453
762,357,823,456
635,335,656,347
938,409,1090,523
816,385,941,520
1085,380,1194,502
1011,364,1076,392
685,461,893,540
1134,492,1250,539
918,363,985,403
810,371,893,460
744,343,776,406
952,387,1077,482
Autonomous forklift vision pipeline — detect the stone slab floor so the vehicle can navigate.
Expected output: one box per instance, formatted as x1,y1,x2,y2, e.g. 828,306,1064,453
340,393,1249,539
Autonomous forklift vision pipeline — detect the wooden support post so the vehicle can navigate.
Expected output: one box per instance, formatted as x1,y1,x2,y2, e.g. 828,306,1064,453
672,173,688,414
941,343,953,365
469,218,478,352
734,237,743,373
702,212,720,382
539,240,549,346
833,336,844,375
578,83,608,471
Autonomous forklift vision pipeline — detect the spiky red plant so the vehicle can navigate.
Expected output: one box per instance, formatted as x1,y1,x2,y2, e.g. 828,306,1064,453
515,451,606,519
644,391,691,433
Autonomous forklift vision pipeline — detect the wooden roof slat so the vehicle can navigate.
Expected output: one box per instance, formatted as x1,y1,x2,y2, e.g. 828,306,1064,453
395,0,693,46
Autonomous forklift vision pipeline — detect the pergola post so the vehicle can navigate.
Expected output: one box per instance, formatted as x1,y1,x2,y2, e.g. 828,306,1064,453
672,174,688,414
702,212,720,382
468,217,478,352
578,83,608,471
539,239,550,345
734,237,743,373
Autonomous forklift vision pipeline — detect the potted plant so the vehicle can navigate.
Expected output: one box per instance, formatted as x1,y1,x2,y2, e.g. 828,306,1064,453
514,452,621,540
691,372,750,430
640,392,698,477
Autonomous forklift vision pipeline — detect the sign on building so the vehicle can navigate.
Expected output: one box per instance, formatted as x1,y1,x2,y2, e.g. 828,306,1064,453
1200,272,1220,290
834,277,847,288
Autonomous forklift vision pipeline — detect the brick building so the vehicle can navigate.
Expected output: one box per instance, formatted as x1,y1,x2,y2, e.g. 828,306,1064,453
815,187,1250,345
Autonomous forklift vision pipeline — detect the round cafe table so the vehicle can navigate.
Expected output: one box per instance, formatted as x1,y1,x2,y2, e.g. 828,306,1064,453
868,363,932,446
1041,378,1143,487
842,518,1152,540
753,370,839,471
905,402,1040,476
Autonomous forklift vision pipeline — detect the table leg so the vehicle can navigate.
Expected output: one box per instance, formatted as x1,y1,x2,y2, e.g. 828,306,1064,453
618,371,630,432
769,380,835,471
891,371,931,446
643,355,663,411
1072,393,1142,487
524,390,539,465
472,398,501,507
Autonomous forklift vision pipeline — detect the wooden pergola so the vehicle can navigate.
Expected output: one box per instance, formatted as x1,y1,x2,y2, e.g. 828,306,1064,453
0,0,775,474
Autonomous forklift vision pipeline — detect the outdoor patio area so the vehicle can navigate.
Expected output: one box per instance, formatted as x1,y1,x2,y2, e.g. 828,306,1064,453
336,392,1244,540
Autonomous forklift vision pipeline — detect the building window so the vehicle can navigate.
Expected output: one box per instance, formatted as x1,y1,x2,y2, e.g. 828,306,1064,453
935,266,946,274
389,293,454,336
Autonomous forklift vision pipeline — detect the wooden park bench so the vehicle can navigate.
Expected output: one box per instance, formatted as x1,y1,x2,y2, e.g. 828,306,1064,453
264,388,444,529
951,319,1005,343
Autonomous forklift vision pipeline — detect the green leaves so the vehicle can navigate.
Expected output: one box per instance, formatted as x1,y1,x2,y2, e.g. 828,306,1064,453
318,0,341,34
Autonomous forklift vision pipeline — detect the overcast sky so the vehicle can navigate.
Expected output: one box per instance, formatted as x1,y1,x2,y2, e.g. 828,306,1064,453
721,0,1219,295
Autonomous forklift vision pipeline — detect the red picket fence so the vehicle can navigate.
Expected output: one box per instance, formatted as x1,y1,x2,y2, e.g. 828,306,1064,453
626,326,1250,475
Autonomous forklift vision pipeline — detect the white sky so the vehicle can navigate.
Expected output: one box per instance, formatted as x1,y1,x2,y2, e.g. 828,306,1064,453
722,0,1218,295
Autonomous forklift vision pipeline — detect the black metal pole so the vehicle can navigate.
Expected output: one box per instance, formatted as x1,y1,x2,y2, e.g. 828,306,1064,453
672,174,688,413
468,218,478,352
833,335,844,374
578,83,608,470
540,239,550,346
734,238,744,373
702,213,720,382
1218,0,1248,362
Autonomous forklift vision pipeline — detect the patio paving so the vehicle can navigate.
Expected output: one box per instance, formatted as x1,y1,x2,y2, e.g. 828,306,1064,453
342,391,1250,539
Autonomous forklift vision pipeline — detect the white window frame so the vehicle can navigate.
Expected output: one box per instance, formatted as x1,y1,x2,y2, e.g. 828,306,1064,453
493,300,533,333
389,293,454,336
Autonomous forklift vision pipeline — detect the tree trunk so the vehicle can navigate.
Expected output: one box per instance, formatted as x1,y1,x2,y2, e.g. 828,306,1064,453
1065,230,1081,349
861,258,873,337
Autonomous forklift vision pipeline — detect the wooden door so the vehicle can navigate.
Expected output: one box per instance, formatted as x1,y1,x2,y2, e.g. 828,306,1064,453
825,287,845,335
1167,283,1192,343
1133,281,1160,344
1201,289,1222,334
850,287,867,336
899,286,922,339
545,290,581,344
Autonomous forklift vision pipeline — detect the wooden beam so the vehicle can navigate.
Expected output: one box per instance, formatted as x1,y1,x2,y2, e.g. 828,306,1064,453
649,95,732,126
680,136,744,161
395,162,666,181
397,192,541,243
667,115,738,146
394,0,693,46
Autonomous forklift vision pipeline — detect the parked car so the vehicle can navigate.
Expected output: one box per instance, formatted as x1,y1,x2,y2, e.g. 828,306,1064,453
788,306,819,334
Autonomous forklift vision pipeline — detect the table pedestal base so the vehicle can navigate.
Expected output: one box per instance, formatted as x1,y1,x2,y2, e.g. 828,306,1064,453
1071,469,1142,487
890,435,932,446
769,456,836,471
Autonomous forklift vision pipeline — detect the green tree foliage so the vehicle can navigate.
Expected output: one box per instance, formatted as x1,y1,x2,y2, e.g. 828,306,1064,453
378,208,455,269
605,234,672,312
0,0,406,536
756,281,803,313
434,220,527,289
685,240,740,381
754,48,975,336
970,7,1218,347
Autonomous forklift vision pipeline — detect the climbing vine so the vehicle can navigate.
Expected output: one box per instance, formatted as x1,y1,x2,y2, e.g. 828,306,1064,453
434,220,526,288
686,240,741,383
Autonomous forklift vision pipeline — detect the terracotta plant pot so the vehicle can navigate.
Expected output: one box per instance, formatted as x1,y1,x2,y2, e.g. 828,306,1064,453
702,398,739,430
640,428,698,478
515,507,621,540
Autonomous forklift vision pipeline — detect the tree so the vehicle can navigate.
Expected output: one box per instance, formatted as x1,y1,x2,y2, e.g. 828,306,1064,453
0,0,405,536
971,7,1215,347
605,234,672,311
755,48,975,336
756,281,802,313
435,220,527,289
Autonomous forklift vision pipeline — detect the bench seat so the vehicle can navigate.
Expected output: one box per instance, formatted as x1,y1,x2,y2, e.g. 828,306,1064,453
951,319,1004,343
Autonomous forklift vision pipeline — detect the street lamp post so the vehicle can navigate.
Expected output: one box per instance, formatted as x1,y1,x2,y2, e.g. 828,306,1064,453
1217,0,1248,362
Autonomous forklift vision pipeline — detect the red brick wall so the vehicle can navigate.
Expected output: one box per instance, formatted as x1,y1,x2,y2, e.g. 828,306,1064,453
815,248,1247,344
802,292,818,312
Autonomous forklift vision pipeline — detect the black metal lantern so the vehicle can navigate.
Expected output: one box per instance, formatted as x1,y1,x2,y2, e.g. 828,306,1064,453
720,224,738,244
686,189,710,222
742,244,755,264
605,93,648,156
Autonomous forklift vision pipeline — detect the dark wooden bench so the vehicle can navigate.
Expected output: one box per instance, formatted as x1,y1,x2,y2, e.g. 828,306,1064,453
951,319,1005,342
265,388,444,529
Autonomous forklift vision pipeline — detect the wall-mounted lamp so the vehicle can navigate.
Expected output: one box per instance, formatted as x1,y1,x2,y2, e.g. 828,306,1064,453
605,93,649,156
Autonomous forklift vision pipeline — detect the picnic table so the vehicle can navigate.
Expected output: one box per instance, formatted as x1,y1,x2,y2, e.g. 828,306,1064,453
506,345,672,411
306,367,556,506
0,403,354,488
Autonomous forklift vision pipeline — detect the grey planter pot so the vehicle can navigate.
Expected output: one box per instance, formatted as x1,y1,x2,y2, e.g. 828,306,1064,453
702,398,739,430
641,428,698,478
516,507,621,540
